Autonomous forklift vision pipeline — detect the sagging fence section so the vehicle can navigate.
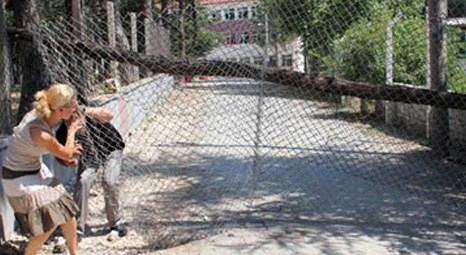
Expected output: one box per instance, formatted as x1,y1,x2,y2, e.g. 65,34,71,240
0,0,465,253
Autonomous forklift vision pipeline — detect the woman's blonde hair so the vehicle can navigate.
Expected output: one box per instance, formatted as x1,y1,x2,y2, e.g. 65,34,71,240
32,84,77,119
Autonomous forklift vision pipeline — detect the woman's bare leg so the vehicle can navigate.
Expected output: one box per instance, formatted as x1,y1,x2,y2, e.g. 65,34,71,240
60,217,79,255
24,225,58,255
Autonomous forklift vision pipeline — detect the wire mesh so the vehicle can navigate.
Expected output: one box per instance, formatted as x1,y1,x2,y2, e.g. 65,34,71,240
1,0,466,254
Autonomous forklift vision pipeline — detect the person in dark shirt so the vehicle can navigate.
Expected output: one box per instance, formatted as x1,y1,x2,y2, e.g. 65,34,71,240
56,106,128,239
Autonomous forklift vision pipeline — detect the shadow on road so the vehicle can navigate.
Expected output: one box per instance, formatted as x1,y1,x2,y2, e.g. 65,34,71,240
120,142,466,254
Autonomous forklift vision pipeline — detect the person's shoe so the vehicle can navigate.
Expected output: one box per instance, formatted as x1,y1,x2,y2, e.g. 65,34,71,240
110,224,128,237
76,225,88,243
76,229,84,243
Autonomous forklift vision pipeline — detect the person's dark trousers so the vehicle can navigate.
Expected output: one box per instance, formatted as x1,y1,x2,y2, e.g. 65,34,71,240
73,150,124,233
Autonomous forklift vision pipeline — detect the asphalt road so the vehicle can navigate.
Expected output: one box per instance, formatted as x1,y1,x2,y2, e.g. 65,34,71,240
78,78,466,255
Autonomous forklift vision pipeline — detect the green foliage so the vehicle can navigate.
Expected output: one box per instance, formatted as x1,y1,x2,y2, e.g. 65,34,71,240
323,6,427,86
392,17,426,85
169,7,222,59
39,0,67,22
325,3,466,93
259,0,376,57
324,15,387,84
448,27,466,93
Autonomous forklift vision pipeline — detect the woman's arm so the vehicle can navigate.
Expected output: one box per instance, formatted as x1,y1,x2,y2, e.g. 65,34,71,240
30,128,82,161
82,106,113,123
31,115,83,161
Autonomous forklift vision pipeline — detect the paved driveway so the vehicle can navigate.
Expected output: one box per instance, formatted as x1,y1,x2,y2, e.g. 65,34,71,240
77,78,465,255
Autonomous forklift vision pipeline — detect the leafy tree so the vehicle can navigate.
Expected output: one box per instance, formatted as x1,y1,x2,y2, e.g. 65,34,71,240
324,15,387,84
324,2,465,92
447,26,466,93
169,5,221,59
323,5,427,85
258,0,425,57
258,0,375,58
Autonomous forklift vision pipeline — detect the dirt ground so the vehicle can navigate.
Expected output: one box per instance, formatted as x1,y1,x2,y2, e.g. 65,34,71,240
1,80,465,255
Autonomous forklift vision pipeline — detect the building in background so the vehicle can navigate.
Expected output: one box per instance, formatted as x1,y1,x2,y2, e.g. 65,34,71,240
200,0,305,72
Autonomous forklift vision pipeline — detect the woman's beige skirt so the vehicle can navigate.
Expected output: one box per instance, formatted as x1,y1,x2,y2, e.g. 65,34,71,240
1,164,79,237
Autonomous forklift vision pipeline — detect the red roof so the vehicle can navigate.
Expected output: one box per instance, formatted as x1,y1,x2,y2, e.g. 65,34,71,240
199,0,249,6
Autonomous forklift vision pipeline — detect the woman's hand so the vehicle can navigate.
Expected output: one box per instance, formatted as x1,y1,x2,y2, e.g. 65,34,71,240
65,113,84,133
30,128,82,162
84,107,113,123
71,143,83,157
56,157,79,168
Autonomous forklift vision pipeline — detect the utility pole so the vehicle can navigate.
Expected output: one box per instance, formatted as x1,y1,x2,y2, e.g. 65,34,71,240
426,0,449,157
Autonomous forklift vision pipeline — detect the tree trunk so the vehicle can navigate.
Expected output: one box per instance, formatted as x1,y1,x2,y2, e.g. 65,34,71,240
13,0,51,122
161,0,169,29
112,0,136,83
63,0,88,104
0,0,13,134
178,0,186,59
187,0,197,55
141,0,153,76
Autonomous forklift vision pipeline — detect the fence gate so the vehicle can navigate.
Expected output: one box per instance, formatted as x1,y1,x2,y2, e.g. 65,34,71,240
1,1,465,254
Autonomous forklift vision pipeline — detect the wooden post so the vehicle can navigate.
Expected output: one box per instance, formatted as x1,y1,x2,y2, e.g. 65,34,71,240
71,0,88,104
107,1,119,81
426,0,449,156
385,13,402,125
71,0,83,39
179,0,186,62
130,12,139,79
143,0,153,77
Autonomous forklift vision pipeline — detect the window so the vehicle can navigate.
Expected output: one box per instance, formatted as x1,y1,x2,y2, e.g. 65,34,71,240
210,10,221,21
238,7,249,19
240,57,250,63
282,54,293,67
225,32,237,45
239,32,249,44
225,8,235,20
231,33,236,44
250,31,258,43
268,55,278,67
250,6,257,18
253,56,264,65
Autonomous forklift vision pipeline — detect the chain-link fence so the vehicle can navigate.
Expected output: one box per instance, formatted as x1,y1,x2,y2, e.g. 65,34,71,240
1,0,466,254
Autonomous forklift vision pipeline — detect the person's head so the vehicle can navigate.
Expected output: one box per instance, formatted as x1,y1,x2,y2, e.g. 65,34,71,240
32,83,78,120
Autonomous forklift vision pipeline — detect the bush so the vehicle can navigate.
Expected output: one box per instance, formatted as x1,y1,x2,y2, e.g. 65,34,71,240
324,5,465,93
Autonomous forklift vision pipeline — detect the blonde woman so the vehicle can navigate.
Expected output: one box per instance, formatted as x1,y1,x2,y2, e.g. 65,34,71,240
1,84,82,255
